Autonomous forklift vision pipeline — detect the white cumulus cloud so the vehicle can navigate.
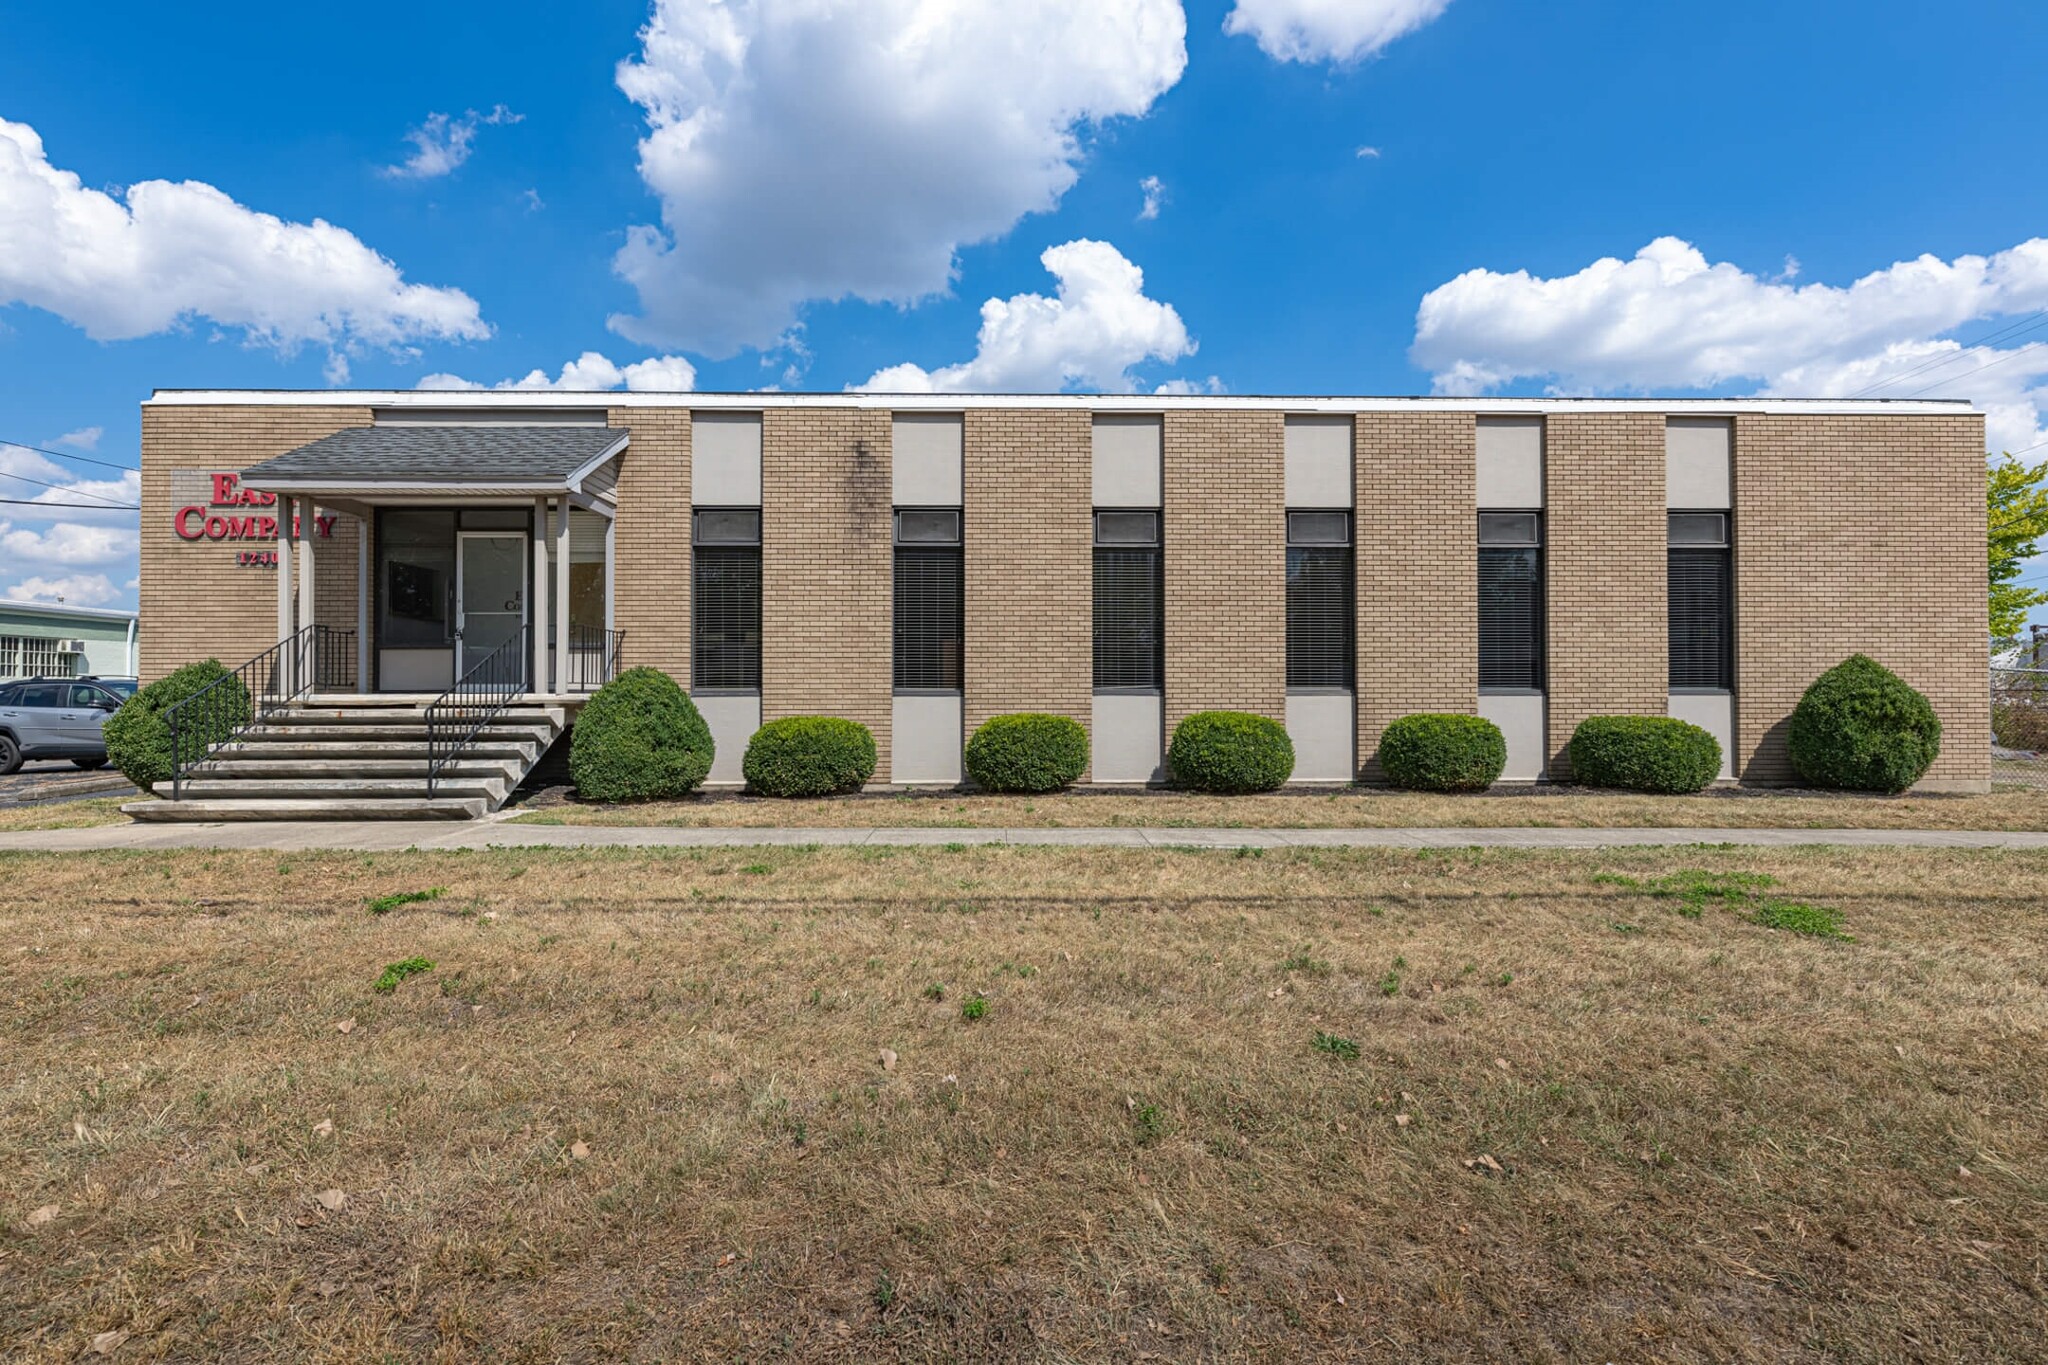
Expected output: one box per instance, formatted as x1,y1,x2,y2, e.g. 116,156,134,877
5,574,118,607
417,351,698,393
611,0,1189,355
52,426,102,451
1224,0,1453,63
1410,236,2048,453
0,117,488,368
1138,175,1166,221
385,106,523,180
0,521,131,566
855,239,1196,393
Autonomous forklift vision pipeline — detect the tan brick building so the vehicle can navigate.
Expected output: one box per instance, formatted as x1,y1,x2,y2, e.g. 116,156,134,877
138,391,1989,792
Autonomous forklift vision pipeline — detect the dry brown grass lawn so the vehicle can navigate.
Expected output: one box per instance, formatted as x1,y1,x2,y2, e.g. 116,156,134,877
2,845,2043,1361
0,797,133,832
508,784,2048,831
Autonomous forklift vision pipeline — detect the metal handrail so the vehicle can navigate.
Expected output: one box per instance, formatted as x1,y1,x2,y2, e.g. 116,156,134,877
425,626,532,798
164,625,355,799
566,625,627,692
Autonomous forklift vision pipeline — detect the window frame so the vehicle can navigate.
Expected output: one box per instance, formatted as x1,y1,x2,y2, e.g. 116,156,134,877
1285,509,1355,692
893,506,964,694
1667,508,1734,694
691,505,763,695
1477,508,1546,694
1092,506,1164,694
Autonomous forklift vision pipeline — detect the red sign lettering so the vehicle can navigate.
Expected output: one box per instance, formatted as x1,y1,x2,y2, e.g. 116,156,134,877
173,472,334,547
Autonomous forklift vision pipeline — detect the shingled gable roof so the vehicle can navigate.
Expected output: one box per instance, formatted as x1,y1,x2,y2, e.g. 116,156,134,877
237,425,627,492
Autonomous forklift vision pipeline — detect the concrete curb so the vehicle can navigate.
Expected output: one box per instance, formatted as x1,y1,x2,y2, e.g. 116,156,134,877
1,823,2046,853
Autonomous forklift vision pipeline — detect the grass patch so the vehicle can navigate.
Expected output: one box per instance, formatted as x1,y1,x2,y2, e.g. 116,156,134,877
371,956,435,993
364,887,445,916
1311,1030,1362,1060
1750,899,1854,940
0,844,2040,1359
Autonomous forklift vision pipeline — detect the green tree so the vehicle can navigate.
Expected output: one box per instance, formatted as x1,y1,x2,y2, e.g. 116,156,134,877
1988,452,2048,644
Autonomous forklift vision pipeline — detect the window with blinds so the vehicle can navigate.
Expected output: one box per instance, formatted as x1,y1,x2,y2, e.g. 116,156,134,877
1287,511,1353,689
692,508,761,691
1093,510,1162,690
1478,512,1544,690
1669,512,1732,690
894,509,963,691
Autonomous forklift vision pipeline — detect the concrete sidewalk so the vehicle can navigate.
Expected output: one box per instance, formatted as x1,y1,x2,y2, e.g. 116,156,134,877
0,822,2045,852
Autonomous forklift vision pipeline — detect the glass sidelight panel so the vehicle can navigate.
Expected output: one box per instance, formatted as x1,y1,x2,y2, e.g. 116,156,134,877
457,532,527,680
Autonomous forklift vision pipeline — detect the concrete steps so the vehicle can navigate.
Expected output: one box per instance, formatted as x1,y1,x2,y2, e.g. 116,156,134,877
123,696,566,823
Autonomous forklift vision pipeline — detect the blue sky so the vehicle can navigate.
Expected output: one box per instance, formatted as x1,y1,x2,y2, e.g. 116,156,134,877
3,0,2047,613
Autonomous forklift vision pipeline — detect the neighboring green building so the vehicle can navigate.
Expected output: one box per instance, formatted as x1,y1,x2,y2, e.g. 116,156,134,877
0,600,137,680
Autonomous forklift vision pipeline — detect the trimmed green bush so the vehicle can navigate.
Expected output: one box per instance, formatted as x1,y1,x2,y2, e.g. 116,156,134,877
1568,715,1722,794
568,667,715,802
1788,654,1941,793
1378,713,1507,792
964,713,1088,792
103,659,248,793
743,716,877,797
1167,710,1294,793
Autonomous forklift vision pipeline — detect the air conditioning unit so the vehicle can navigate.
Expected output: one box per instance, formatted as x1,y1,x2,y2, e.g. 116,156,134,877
56,639,87,654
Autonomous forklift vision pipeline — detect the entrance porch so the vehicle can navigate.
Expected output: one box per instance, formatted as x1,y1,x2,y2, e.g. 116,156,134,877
130,424,632,821
244,424,628,699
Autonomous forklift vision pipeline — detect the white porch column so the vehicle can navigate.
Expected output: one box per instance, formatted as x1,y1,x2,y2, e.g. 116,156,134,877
603,516,615,636
554,496,571,693
276,494,296,642
532,498,550,692
297,500,317,642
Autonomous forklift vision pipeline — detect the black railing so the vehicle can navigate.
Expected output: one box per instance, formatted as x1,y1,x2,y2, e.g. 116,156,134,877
565,625,626,692
164,625,355,799
426,626,531,798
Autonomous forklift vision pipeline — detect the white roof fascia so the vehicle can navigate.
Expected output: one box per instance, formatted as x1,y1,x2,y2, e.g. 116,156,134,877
144,390,1979,417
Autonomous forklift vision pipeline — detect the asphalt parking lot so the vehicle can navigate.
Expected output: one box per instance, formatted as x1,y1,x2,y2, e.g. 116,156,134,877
0,760,136,807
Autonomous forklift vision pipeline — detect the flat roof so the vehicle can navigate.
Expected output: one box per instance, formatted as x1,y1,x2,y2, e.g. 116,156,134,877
0,600,137,625
146,390,1979,417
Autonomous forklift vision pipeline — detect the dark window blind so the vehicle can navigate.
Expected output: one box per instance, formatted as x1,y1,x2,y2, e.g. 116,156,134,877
692,546,761,690
1668,547,1732,689
1478,546,1544,689
1286,545,1354,688
894,547,963,690
1093,547,1162,689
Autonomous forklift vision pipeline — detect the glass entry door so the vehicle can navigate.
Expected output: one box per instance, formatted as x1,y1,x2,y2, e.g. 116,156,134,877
456,532,527,683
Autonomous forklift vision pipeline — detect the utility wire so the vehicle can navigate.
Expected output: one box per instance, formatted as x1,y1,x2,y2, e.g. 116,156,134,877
0,438,140,474
0,495,139,510
0,467,137,509
1903,339,2048,399
1851,310,2048,398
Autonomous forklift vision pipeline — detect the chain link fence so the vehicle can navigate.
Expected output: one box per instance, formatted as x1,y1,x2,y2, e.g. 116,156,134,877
1991,666,2048,788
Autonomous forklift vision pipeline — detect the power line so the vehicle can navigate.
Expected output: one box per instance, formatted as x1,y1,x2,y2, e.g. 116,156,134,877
1851,310,2048,398
0,438,140,474
0,495,139,510
0,467,137,509
1902,338,2048,400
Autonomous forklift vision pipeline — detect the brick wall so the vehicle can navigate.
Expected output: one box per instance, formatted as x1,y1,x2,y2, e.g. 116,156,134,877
962,409,1093,772
606,407,690,678
761,408,894,774
1544,413,1668,778
1355,412,1477,780
1733,413,1988,789
1163,410,1286,735
139,404,372,682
